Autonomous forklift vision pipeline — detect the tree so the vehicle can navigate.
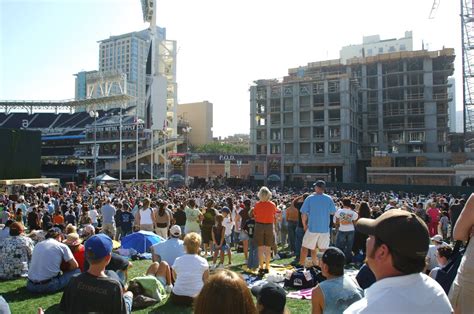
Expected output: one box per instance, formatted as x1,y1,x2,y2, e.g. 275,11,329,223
194,142,249,154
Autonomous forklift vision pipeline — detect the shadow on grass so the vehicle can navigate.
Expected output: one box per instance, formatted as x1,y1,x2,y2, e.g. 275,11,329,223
146,297,193,314
2,286,49,302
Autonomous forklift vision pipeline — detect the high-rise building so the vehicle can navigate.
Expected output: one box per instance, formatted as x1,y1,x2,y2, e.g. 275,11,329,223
448,77,457,132
250,46,455,183
340,31,413,63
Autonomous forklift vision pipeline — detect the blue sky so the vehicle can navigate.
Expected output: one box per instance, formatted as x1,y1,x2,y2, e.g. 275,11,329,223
0,0,463,136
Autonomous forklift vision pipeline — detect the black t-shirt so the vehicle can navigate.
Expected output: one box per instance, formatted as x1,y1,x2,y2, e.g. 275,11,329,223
295,202,304,228
243,218,256,238
450,204,463,227
65,212,76,225
59,271,127,314
27,211,39,229
239,208,250,229
174,210,186,226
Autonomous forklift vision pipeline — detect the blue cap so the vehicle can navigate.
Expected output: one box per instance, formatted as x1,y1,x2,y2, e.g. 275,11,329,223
313,180,326,188
221,207,230,213
85,234,113,260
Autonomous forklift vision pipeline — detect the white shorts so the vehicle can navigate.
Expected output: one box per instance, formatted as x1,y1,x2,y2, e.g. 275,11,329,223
301,231,330,250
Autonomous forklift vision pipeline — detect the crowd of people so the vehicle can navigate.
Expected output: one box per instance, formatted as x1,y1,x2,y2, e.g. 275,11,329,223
0,181,472,313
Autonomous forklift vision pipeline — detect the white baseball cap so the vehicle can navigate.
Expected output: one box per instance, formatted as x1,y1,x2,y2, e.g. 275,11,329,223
170,225,181,237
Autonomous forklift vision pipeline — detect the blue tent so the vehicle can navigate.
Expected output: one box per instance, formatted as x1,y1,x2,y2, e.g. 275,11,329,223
121,231,164,253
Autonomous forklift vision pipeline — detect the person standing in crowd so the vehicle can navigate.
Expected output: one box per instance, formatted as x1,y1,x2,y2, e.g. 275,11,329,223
135,198,155,232
173,203,187,235
184,199,202,235
26,227,80,294
211,214,227,269
344,209,452,313
427,202,441,237
221,207,234,265
237,199,251,261
334,198,359,264
27,206,41,231
0,222,35,279
0,219,13,240
243,209,258,269
101,199,117,239
59,234,133,313
449,193,474,313
439,211,450,241
150,225,185,266
286,197,299,255
426,234,449,273
201,199,217,256
88,204,99,228
292,193,309,265
17,196,27,225
352,201,371,257
114,203,123,240
120,203,134,237
154,202,171,239
64,208,76,226
253,186,277,274
194,269,257,314
311,247,363,314
170,232,209,306
299,180,336,267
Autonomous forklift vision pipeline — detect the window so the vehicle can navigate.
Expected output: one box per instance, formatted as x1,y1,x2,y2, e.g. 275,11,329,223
300,127,311,139
408,131,424,142
283,128,293,140
389,46,396,52
284,143,293,154
367,48,373,56
314,143,324,154
329,127,340,139
300,143,310,154
313,127,324,139
400,44,406,51
270,144,281,154
283,113,293,125
270,129,281,140
378,47,383,53
330,142,341,154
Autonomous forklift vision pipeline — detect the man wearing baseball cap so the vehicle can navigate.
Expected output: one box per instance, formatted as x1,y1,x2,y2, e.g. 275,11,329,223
251,282,288,314
312,247,363,314
299,180,336,267
60,234,133,313
344,209,452,313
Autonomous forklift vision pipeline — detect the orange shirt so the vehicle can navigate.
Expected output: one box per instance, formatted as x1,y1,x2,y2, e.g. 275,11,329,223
53,214,64,225
253,201,276,224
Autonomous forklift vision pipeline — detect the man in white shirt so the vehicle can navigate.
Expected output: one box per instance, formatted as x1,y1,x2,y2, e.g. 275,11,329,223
334,198,358,264
344,209,453,314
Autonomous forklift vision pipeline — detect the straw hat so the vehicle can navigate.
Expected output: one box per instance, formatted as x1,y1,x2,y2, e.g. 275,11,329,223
63,233,82,246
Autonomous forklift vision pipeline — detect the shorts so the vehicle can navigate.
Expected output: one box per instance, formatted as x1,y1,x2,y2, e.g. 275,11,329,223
156,275,167,287
254,223,275,247
213,243,229,251
239,232,250,241
302,231,330,250
224,234,232,245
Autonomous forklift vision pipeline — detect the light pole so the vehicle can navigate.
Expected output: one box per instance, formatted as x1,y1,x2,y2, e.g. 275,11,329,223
135,117,144,181
89,110,99,188
237,159,242,178
183,126,192,186
144,129,154,180
119,106,123,183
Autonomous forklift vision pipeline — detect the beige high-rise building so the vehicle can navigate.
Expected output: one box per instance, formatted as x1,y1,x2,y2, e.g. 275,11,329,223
178,101,213,146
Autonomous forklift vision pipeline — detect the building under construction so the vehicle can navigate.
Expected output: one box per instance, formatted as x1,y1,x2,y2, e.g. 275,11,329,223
250,40,460,184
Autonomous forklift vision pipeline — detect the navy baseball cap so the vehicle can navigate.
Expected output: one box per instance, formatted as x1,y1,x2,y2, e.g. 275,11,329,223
251,282,286,312
313,180,326,188
85,234,113,260
221,207,230,213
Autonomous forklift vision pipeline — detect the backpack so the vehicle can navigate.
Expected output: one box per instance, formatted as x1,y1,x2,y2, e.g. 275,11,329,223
434,240,467,294
284,267,325,289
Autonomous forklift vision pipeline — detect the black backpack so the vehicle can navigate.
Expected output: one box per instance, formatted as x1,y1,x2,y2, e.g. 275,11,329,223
434,240,467,294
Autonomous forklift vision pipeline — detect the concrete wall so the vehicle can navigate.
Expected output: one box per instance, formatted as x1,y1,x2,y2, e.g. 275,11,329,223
178,101,213,146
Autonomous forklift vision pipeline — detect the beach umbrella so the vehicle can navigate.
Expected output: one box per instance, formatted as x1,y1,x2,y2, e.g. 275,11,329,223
120,231,164,253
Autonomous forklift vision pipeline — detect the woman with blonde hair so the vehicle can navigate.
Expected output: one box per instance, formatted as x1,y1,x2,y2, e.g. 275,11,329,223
194,269,257,314
253,187,277,274
170,232,209,306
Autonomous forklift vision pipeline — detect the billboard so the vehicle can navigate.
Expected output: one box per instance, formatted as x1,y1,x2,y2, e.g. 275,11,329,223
0,129,41,179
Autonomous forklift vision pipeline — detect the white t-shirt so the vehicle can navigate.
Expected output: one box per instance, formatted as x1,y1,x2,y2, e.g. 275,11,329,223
334,208,358,232
139,208,154,225
344,273,453,314
223,216,234,236
88,209,98,224
28,238,74,282
172,254,209,297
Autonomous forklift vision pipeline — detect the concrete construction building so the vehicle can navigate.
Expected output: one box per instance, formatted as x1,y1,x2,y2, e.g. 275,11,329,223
250,32,461,184
340,31,413,63
177,101,214,146
448,77,458,132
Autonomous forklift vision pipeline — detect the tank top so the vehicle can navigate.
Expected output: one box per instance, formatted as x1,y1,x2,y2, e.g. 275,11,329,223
212,225,225,245
318,275,364,314
140,208,154,225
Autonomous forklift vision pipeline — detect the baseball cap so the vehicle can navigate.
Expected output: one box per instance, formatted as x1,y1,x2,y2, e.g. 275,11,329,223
431,235,443,243
85,234,113,260
170,225,182,237
221,207,230,214
322,247,346,267
356,209,429,259
313,180,326,188
251,282,286,312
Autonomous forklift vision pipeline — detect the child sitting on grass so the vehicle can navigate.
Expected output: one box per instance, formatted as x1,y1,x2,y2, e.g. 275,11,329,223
211,214,228,269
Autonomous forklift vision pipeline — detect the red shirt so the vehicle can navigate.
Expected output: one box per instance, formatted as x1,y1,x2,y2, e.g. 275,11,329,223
253,201,277,224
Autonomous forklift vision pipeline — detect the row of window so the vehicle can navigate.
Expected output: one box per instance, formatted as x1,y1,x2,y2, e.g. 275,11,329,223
256,142,342,155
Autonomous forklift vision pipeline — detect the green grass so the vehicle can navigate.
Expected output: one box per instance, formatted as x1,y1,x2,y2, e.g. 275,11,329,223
0,250,311,314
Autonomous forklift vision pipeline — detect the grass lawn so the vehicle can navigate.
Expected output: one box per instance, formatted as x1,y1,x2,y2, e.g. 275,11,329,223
0,250,312,314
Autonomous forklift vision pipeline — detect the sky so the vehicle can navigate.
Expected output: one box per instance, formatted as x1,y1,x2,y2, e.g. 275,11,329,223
0,0,463,137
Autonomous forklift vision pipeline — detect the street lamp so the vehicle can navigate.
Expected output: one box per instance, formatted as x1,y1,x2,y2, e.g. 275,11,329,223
89,110,99,187
182,126,192,186
135,117,144,181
